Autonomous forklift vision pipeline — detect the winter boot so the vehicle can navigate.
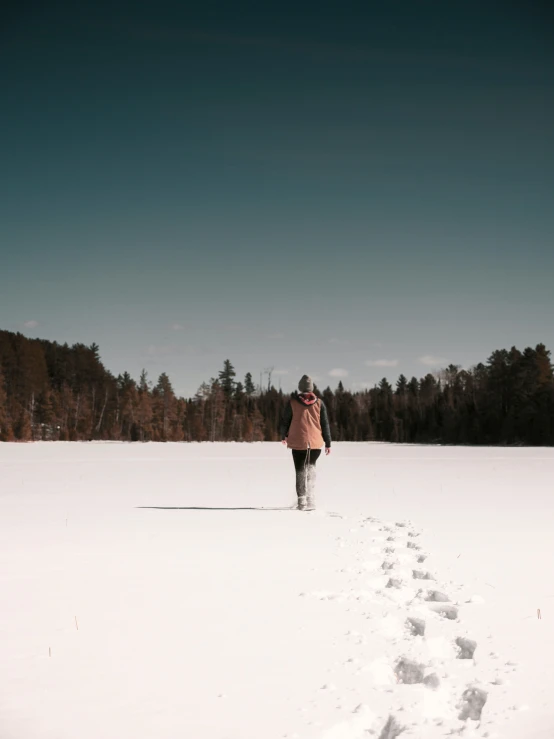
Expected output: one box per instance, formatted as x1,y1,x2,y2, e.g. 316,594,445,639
306,465,317,510
295,468,307,498
297,495,307,511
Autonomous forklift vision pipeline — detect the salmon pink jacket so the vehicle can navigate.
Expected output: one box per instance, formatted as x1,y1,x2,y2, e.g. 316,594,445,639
280,392,332,451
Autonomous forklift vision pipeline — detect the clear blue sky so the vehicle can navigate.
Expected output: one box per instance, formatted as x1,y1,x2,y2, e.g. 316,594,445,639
1,1,553,396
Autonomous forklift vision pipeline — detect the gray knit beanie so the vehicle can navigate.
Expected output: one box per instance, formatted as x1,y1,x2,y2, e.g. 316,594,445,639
298,375,314,392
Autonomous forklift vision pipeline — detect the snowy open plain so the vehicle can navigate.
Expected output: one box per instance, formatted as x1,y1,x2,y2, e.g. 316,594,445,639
1,442,553,739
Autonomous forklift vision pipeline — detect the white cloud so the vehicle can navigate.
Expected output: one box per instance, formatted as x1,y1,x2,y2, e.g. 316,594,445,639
365,359,398,368
418,355,447,367
329,368,349,378
171,323,185,331
23,320,39,329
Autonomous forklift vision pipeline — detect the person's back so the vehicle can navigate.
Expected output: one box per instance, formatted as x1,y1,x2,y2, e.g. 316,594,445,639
280,374,331,510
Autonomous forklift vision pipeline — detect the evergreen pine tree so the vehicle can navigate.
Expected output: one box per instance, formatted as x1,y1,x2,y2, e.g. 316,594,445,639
136,370,153,441
395,375,408,395
154,373,177,441
139,369,151,393
218,360,237,397
244,372,256,396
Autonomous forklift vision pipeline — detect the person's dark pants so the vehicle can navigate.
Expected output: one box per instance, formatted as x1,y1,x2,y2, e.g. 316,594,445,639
292,449,322,501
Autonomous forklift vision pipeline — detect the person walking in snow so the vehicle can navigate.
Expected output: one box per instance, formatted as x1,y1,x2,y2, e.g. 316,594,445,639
280,375,332,510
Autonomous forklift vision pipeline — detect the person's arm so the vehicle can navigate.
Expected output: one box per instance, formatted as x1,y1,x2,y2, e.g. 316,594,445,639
319,400,332,448
280,402,293,441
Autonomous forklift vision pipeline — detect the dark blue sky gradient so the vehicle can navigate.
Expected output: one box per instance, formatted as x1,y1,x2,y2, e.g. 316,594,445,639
2,2,553,395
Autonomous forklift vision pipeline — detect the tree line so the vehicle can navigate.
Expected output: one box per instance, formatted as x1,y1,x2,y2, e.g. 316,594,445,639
0,329,553,445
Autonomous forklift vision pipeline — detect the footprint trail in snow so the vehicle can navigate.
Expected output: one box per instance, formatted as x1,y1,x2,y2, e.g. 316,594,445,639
294,512,517,738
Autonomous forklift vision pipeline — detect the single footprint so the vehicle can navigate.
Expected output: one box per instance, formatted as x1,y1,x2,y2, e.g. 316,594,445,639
406,617,426,636
423,673,440,689
394,658,425,684
456,637,477,659
412,570,434,580
458,686,488,720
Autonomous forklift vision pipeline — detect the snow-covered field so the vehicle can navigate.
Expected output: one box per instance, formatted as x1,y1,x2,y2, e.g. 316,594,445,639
1,442,553,739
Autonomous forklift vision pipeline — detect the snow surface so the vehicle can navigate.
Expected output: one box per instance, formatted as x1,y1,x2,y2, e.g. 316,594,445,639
1,442,553,739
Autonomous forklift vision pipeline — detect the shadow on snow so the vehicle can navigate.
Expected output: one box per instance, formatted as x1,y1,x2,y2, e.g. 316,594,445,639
136,506,293,511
